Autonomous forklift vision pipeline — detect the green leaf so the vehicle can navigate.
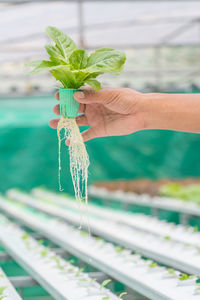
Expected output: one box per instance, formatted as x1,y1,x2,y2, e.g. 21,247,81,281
21,233,29,240
69,50,88,70
102,297,110,300
101,279,112,289
51,68,87,89
29,60,63,75
179,273,188,281
148,262,157,268
45,44,68,65
46,26,77,60
0,287,6,296
25,60,43,67
114,246,124,253
27,27,126,91
119,292,127,299
168,268,175,275
37,239,44,246
40,249,49,257
178,273,196,281
87,48,126,75
80,230,89,236
75,268,84,277
85,79,101,91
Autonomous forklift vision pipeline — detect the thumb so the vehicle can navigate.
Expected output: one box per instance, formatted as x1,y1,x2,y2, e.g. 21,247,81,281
74,87,121,107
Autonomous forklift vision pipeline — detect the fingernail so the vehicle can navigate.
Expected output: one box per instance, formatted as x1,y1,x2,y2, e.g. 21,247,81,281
74,91,85,98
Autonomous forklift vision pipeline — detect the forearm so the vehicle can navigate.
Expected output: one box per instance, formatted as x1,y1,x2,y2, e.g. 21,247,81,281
141,93,200,133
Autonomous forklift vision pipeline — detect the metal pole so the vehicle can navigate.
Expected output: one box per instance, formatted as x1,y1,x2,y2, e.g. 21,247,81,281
154,46,162,91
78,0,85,48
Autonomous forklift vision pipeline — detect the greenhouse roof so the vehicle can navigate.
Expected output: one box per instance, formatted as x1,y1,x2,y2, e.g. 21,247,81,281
1,0,200,64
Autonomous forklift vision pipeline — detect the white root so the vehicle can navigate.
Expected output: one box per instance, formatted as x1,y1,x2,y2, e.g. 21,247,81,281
57,116,90,227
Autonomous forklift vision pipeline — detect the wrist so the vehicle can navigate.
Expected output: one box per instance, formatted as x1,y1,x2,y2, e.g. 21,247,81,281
136,92,161,130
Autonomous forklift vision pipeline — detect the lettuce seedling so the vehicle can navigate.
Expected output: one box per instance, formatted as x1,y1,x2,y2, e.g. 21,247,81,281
119,292,127,299
168,268,175,275
0,286,6,300
179,273,196,281
28,26,126,91
100,279,112,290
148,262,157,268
75,268,84,277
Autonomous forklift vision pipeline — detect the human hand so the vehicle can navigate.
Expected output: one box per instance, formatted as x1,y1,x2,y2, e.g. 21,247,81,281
49,87,146,143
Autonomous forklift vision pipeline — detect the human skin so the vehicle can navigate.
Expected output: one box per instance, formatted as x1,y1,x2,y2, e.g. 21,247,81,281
49,87,200,143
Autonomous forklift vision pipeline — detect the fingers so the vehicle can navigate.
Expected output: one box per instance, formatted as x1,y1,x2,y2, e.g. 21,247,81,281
73,87,121,107
81,128,96,142
55,91,59,100
53,104,60,115
50,115,88,129
78,103,86,113
49,118,59,129
75,115,88,126
65,128,95,146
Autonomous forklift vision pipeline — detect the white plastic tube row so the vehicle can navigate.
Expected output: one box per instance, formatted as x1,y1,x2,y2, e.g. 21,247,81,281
88,186,200,217
0,268,22,300
5,190,200,276
0,215,119,300
0,200,199,300
31,188,200,247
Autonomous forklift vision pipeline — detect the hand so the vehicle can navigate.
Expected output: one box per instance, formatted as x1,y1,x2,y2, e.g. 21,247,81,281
49,87,146,143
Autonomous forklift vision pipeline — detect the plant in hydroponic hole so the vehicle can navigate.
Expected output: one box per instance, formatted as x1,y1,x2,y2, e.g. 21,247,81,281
148,262,157,268
119,292,127,299
0,287,6,300
27,26,126,213
100,279,112,290
179,273,197,281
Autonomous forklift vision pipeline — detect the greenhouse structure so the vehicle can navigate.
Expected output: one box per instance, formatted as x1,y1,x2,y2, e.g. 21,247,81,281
0,0,200,299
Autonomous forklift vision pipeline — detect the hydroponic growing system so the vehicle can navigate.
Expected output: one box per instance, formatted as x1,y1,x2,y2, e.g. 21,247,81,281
0,188,199,300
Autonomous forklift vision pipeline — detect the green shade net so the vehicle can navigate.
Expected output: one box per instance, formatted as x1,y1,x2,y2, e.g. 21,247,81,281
0,94,200,194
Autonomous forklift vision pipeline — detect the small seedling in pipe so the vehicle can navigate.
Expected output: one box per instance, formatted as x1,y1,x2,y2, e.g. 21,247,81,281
119,292,127,299
0,286,6,300
100,279,112,290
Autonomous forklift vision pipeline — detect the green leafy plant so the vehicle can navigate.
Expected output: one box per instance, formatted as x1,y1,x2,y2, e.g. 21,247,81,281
75,268,84,277
179,273,196,281
37,239,44,246
21,233,29,240
27,26,126,91
168,268,175,275
114,246,124,253
148,262,157,268
119,292,127,299
51,255,64,270
164,235,171,241
80,231,89,237
100,279,112,290
0,286,6,300
40,249,49,257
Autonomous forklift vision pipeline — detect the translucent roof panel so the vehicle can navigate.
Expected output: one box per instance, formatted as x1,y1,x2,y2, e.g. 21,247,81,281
1,1,200,63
